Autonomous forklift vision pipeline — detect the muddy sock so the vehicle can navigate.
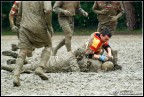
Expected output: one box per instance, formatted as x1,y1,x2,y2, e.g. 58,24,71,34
111,50,122,70
52,39,65,56
2,51,18,58
35,67,48,80
13,56,25,87
35,49,51,80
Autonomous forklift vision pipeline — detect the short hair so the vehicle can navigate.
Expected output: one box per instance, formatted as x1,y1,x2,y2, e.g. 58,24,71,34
100,26,112,38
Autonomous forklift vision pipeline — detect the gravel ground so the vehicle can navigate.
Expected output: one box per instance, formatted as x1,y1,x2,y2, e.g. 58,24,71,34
1,35,143,96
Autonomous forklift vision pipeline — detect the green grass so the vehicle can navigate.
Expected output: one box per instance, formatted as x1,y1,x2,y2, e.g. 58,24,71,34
74,27,142,35
1,27,16,35
1,27,142,36
115,28,142,35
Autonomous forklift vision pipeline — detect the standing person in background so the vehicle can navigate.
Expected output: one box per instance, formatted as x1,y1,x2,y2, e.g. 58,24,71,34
13,1,53,87
92,1,125,34
52,1,88,56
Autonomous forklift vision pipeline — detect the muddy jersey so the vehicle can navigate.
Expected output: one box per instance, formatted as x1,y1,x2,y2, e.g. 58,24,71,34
84,32,110,54
53,1,82,17
20,1,51,32
45,51,80,72
89,32,110,53
93,1,124,25
18,1,52,48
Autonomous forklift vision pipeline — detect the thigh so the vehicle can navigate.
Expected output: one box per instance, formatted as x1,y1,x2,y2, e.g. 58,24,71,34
18,27,33,49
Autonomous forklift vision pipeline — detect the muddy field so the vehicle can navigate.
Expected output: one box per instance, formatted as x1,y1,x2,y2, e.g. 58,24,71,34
1,35,143,96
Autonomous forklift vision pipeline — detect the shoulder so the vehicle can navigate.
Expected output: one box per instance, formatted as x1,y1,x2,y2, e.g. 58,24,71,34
93,32,100,37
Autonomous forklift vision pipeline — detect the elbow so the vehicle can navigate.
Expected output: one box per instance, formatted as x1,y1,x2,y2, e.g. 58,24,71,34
52,7,56,12
122,10,125,14
120,9,125,15
52,7,58,13
44,9,52,14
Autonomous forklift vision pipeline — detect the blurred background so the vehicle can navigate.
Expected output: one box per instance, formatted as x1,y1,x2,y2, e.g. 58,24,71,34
1,1,142,35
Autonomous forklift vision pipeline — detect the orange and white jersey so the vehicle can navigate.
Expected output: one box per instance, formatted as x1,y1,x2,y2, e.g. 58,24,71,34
88,32,110,54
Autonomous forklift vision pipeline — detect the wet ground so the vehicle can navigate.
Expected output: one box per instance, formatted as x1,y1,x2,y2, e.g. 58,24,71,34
1,35,143,96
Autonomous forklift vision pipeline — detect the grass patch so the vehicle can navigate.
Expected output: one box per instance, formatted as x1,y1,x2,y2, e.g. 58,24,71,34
115,28,142,35
1,27,16,36
1,27,142,36
74,27,142,35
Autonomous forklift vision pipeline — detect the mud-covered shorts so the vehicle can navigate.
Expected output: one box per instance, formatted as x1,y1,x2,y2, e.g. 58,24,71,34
18,27,51,49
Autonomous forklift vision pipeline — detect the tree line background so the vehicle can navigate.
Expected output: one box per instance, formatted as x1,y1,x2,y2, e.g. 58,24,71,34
1,1,142,34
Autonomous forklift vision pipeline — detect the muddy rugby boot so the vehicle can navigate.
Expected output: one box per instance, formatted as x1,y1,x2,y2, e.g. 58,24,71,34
7,59,16,65
13,66,21,87
2,51,18,58
35,49,51,80
35,67,48,80
1,65,14,72
111,50,122,70
13,75,20,87
11,44,19,51
113,64,122,70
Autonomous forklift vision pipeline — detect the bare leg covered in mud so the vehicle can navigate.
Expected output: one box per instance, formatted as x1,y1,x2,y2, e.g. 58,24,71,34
35,47,52,80
10,1,53,87
13,49,27,86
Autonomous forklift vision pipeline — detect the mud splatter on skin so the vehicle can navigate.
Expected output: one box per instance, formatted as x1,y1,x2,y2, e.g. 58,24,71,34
1,35,142,96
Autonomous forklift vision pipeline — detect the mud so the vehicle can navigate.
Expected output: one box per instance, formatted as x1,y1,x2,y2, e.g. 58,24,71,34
1,35,143,96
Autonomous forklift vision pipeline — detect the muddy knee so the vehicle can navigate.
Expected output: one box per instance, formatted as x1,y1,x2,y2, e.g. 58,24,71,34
39,47,51,68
